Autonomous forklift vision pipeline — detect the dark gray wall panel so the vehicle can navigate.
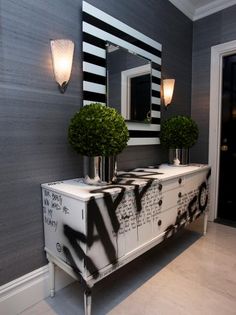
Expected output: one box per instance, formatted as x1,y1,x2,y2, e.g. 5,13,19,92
191,5,236,163
0,0,192,285
0,0,84,285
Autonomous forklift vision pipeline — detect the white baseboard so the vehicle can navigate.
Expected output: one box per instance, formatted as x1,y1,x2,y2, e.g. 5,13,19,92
0,264,74,315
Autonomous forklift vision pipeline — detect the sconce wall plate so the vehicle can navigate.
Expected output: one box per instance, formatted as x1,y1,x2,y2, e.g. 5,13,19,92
50,39,75,93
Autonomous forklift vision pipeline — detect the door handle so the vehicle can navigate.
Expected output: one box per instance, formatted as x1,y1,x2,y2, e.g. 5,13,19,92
221,144,228,151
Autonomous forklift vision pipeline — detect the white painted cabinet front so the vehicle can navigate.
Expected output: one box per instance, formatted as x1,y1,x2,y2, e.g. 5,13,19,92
42,164,210,290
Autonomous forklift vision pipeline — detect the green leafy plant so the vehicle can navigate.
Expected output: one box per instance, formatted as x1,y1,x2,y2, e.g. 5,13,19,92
68,103,129,156
160,115,199,149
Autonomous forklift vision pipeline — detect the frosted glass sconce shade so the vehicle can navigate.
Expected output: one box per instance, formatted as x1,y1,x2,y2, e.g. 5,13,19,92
163,79,175,107
50,39,75,93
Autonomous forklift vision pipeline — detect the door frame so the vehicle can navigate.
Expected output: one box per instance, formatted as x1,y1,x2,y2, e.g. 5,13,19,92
209,40,236,221
121,64,151,120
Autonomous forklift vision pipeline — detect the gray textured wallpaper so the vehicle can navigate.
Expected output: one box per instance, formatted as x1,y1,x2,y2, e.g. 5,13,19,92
0,0,192,285
191,5,236,163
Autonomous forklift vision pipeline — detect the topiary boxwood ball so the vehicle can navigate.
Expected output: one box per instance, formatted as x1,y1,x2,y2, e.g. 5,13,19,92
68,103,129,157
160,115,198,149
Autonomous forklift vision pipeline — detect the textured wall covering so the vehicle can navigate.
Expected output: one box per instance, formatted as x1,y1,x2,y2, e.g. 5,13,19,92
191,5,236,163
0,0,192,285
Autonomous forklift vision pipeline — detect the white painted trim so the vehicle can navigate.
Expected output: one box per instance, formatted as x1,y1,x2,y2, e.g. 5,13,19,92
121,64,151,120
194,0,236,21
128,137,160,145
0,265,74,315
152,83,160,92
152,96,161,105
83,81,106,94
152,69,161,79
169,0,236,21
209,39,236,221
127,122,160,131
83,42,106,58
151,110,160,118
83,62,106,77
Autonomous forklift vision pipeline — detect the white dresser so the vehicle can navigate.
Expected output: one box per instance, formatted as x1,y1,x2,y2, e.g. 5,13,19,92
41,164,210,315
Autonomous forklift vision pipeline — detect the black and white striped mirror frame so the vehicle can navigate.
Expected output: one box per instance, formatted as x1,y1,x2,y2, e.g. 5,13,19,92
82,1,162,146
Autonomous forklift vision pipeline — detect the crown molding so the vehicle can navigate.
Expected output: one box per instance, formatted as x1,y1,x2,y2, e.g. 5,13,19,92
168,0,195,20
193,0,236,20
169,0,236,21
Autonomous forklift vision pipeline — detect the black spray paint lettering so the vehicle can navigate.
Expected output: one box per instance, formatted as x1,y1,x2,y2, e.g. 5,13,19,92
44,198,50,206
87,196,117,264
92,185,127,233
51,202,61,210
164,171,211,239
52,193,62,205
63,245,82,275
63,206,70,215
56,242,62,252
63,225,99,278
63,180,156,278
47,208,53,218
62,171,210,279
48,181,64,186
44,216,58,231
44,190,51,197
115,178,154,212
198,182,208,212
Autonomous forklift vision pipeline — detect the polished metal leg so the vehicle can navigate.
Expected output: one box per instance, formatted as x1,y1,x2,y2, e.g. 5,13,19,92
203,211,208,236
49,261,55,298
84,289,92,315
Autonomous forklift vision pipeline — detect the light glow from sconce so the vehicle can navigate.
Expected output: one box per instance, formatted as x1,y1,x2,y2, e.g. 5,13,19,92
50,39,74,93
163,79,175,107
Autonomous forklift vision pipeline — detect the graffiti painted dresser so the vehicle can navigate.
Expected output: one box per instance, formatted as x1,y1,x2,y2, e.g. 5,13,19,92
41,164,210,315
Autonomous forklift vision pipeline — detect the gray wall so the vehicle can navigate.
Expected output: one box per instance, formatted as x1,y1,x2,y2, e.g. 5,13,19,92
0,0,192,285
191,5,236,163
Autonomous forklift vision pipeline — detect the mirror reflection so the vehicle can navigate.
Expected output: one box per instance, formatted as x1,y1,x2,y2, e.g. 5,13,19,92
106,43,152,123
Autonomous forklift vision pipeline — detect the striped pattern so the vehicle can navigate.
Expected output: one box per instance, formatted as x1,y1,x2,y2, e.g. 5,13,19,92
82,1,162,145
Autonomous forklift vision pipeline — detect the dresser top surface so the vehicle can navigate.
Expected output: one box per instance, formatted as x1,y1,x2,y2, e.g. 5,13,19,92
41,164,210,201
41,164,209,201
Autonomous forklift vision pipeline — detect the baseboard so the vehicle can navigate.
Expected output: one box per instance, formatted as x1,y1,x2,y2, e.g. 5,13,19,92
0,264,74,315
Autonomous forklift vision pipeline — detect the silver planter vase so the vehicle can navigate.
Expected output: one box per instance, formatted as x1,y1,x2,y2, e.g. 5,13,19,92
84,156,117,184
169,148,189,165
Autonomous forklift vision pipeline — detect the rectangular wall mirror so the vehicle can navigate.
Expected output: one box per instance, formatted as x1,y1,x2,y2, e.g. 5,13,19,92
107,43,152,123
82,1,162,145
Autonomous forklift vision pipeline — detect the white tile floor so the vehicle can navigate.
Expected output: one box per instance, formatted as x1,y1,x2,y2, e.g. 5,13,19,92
20,222,236,315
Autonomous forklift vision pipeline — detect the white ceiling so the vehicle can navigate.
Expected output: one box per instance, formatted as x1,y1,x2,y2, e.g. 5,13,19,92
169,0,236,20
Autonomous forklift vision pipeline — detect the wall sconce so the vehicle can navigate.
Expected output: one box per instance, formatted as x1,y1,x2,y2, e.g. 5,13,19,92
50,39,75,93
162,79,175,108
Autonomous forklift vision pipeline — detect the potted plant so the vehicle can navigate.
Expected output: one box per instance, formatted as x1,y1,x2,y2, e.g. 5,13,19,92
160,115,199,165
68,103,129,183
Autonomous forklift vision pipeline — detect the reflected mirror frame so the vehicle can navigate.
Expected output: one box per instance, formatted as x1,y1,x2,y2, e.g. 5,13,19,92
106,42,152,124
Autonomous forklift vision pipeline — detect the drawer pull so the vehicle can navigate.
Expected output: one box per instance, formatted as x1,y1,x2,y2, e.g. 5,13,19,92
178,178,182,184
158,184,162,191
158,220,162,226
158,199,162,206
178,192,182,198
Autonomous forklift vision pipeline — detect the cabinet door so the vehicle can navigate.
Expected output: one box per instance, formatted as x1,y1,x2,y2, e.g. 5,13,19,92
42,189,86,275
153,206,180,238
178,170,209,220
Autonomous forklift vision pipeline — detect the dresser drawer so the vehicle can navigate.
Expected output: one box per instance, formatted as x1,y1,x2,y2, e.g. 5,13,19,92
160,176,184,193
